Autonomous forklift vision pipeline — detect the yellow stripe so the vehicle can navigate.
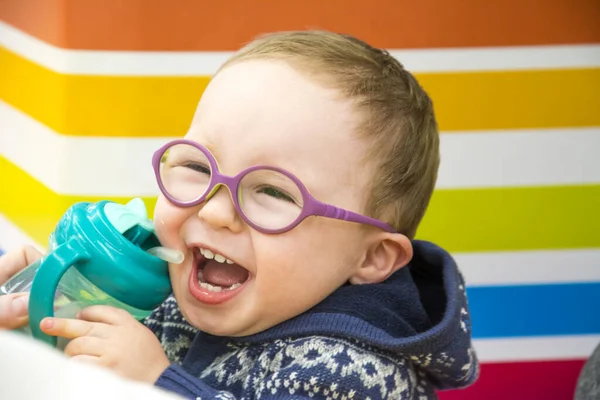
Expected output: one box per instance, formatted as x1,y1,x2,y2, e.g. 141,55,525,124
420,68,600,131
0,47,208,137
1,46,599,137
2,156,599,252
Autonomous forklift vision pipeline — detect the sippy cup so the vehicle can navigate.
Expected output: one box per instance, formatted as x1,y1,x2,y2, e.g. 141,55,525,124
0,198,183,348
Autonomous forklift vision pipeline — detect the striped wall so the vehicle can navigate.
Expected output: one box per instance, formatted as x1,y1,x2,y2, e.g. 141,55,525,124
1,1,599,398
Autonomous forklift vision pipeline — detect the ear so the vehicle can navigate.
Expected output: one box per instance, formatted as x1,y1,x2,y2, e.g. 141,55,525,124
349,233,413,285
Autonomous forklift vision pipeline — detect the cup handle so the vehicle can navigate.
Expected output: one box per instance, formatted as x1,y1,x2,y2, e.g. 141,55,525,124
29,238,90,346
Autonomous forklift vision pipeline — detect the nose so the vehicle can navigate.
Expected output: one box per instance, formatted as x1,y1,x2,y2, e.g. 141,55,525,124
197,184,244,233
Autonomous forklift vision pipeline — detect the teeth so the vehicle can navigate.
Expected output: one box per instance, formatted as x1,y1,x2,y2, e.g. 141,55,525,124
198,281,223,292
199,248,235,264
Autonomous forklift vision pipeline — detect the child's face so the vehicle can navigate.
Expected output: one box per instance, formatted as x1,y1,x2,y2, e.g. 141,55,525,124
154,60,379,336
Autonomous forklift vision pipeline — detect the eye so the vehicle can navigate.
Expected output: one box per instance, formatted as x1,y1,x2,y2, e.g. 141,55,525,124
258,186,296,203
183,162,211,175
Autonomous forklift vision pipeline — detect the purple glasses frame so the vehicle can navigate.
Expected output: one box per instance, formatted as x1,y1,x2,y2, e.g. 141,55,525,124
152,139,395,234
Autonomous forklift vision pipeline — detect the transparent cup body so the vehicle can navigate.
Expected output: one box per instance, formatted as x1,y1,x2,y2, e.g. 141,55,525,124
0,236,152,349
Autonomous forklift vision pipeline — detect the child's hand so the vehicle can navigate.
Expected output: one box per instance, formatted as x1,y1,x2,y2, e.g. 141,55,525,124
40,305,170,383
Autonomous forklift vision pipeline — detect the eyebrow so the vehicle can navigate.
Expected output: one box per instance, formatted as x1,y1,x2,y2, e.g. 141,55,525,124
168,145,203,160
181,135,219,158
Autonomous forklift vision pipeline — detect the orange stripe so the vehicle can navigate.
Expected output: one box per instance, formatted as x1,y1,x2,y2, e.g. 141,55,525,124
1,0,598,51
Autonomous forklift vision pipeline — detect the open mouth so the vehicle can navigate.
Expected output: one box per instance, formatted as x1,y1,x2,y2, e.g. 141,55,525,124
188,247,251,305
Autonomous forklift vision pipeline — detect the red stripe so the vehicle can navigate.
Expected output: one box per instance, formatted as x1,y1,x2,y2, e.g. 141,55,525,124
438,359,586,400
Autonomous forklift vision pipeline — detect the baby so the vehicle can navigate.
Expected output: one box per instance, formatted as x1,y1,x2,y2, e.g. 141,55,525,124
0,31,478,399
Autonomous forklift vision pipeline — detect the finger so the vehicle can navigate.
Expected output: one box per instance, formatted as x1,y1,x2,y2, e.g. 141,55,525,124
78,305,134,326
0,293,29,329
40,317,108,340
0,245,43,284
64,336,105,358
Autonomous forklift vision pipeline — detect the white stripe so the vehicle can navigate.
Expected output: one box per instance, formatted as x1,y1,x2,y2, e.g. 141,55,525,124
0,101,164,197
456,249,600,287
2,101,600,196
0,213,41,252
437,128,600,189
473,335,600,362
1,21,599,76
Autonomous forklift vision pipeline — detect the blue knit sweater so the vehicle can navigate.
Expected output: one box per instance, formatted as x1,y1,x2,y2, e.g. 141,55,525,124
144,240,479,399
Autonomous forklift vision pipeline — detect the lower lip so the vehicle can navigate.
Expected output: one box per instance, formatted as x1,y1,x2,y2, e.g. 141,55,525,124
188,256,250,305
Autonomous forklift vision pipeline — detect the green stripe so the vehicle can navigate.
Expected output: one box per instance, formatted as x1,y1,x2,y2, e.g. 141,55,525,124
2,156,598,252
417,184,600,252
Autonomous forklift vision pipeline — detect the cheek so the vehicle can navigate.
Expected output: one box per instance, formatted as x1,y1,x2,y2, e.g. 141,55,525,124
153,196,188,248
256,221,365,284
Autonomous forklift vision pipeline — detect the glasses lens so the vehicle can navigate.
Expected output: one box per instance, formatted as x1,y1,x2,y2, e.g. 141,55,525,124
239,169,304,230
158,143,212,203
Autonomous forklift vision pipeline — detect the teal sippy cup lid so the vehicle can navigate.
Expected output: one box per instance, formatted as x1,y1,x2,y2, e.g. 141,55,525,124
103,198,183,263
104,197,156,248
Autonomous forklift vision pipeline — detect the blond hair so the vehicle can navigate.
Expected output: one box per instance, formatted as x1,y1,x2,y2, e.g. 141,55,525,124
219,31,440,238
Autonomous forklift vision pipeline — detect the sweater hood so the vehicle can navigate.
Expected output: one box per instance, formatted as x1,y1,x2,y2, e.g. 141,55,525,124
245,240,480,391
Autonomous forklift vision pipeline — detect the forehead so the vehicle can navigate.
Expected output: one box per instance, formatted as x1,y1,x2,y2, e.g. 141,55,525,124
186,60,372,205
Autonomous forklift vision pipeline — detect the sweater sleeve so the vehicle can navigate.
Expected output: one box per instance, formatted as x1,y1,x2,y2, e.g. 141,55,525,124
156,364,238,400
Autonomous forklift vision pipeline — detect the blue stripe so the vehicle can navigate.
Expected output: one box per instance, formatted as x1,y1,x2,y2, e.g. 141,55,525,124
467,282,600,338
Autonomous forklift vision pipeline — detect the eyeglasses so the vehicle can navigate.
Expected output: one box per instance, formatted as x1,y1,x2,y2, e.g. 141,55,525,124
152,140,395,234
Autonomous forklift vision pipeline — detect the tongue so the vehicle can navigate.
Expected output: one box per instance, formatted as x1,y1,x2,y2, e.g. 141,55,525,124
203,260,249,287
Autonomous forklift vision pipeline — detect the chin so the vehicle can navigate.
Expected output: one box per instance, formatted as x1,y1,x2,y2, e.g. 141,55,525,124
179,301,258,337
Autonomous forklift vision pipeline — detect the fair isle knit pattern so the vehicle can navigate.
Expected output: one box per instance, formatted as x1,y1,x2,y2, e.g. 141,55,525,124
199,337,439,399
146,297,439,399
